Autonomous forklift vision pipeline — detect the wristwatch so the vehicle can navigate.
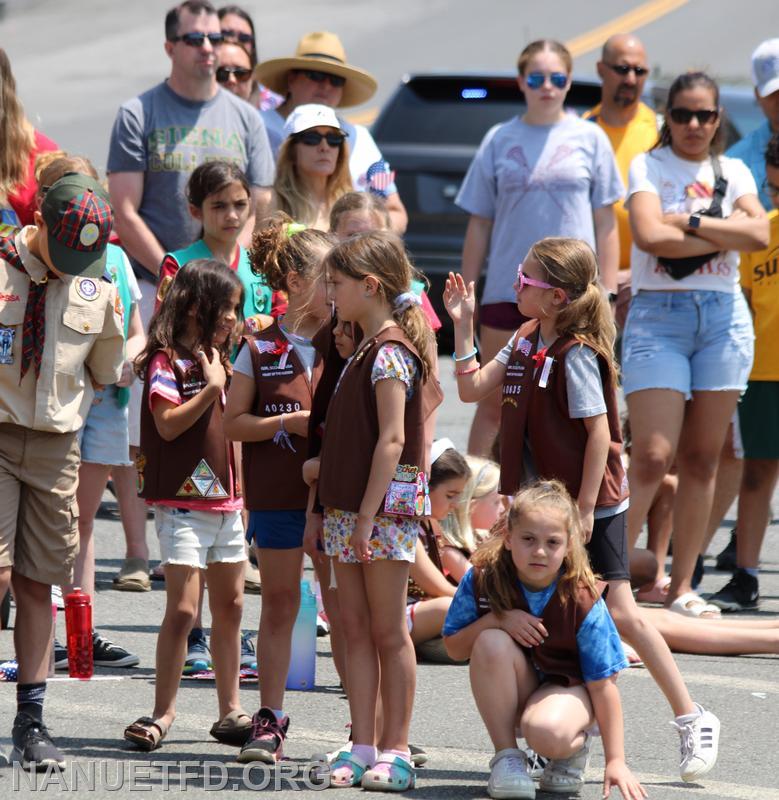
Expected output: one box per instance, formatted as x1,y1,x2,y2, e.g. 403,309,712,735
688,213,702,231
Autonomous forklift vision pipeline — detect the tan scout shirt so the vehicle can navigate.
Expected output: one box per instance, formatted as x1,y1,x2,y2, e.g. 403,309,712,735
0,227,124,433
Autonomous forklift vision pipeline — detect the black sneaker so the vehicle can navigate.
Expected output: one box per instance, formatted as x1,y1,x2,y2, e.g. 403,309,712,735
53,639,68,671
409,743,428,767
183,627,211,674
11,712,65,770
714,529,737,572
708,568,759,611
237,707,289,764
239,631,257,670
92,631,140,667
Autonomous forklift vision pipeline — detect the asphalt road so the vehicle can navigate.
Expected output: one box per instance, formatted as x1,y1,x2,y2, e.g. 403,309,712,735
2,361,779,799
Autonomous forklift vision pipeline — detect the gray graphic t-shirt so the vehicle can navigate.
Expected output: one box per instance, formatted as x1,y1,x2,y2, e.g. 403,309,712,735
108,81,274,279
456,115,623,305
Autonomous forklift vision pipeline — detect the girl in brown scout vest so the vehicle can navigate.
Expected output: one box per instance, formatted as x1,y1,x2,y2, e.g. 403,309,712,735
223,218,334,764
444,237,719,784
316,231,438,791
124,259,249,752
443,481,645,800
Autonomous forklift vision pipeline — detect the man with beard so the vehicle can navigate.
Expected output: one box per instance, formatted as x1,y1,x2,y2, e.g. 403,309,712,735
584,34,658,320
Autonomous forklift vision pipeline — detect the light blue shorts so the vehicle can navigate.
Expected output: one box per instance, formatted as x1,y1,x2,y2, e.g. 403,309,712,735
622,290,754,399
79,387,131,466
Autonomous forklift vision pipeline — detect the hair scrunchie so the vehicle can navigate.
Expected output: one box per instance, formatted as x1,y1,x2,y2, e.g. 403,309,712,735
393,291,422,313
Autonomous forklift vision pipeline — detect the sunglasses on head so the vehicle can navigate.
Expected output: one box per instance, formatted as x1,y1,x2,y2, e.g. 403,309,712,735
668,107,719,125
513,265,570,302
220,28,254,45
297,69,346,88
525,71,568,90
216,66,252,83
170,31,224,47
605,63,649,77
295,130,346,148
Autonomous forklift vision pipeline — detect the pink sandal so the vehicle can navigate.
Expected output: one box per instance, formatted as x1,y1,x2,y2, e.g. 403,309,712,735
636,576,671,605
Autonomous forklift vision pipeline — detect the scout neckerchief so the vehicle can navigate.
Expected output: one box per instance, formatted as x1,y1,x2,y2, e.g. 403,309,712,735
0,233,48,381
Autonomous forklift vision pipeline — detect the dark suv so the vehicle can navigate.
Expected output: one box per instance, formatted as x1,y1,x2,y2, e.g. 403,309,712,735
372,72,760,349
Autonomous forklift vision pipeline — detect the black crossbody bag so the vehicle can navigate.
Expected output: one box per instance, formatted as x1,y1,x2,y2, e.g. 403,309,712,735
657,155,728,281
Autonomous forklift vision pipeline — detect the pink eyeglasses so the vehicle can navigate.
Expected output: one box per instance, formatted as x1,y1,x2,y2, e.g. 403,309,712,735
513,264,569,303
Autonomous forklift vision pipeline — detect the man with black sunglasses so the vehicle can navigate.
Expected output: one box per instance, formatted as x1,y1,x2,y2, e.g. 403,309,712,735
584,33,659,324
106,0,274,592
254,31,407,233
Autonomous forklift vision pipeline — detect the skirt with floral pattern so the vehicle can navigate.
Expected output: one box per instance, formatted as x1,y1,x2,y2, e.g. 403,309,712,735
323,508,420,563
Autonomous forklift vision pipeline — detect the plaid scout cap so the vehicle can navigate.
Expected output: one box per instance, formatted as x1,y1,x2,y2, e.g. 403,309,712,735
41,173,113,278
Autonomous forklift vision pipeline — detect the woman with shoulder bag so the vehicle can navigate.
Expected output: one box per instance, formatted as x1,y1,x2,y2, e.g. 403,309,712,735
623,71,768,618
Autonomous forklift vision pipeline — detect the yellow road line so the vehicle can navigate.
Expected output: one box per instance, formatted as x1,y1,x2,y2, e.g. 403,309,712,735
565,0,690,57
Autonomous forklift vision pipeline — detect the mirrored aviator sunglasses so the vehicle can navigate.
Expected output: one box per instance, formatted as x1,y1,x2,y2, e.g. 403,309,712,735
296,131,346,148
216,66,252,84
525,71,568,90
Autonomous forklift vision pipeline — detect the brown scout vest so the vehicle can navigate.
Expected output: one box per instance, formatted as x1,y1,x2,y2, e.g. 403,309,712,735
318,325,439,515
241,321,322,510
407,521,445,601
474,571,607,687
499,319,628,505
138,346,238,504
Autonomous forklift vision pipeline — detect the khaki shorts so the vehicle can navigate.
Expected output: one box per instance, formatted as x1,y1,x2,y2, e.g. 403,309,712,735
0,423,80,585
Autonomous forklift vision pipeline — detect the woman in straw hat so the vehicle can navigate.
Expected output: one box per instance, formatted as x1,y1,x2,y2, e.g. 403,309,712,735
255,31,407,232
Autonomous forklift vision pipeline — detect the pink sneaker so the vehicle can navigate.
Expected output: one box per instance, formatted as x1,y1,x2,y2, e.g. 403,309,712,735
237,707,289,764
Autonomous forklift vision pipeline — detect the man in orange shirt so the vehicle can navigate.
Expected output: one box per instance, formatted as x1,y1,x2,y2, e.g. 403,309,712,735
584,34,659,325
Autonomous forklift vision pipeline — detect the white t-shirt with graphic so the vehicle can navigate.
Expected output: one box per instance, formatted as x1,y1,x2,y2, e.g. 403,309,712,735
627,148,757,293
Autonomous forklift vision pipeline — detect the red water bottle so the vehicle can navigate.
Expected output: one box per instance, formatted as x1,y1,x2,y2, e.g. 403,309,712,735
64,588,93,679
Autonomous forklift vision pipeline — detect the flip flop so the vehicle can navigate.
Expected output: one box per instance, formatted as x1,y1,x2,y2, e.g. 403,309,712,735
113,558,151,592
209,710,253,746
636,576,671,605
668,592,721,619
124,717,169,751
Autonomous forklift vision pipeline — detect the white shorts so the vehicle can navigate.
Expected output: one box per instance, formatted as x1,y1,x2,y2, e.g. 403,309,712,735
155,506,246,569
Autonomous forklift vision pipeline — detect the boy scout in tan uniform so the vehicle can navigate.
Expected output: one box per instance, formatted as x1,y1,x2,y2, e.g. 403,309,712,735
0,173,124,768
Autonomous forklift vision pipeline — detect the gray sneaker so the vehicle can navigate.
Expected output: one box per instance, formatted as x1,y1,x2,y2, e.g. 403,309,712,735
11,713,65,770
488,748,536,799
539,733,591,794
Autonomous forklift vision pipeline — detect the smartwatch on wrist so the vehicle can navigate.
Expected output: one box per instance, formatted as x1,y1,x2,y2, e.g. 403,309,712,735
688,213,702,231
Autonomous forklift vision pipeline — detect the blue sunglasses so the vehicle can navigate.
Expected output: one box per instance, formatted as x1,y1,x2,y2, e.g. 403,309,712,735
525,71,568,90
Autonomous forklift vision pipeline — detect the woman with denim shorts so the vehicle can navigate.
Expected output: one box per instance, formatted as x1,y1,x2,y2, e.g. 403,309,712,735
623,72,769,617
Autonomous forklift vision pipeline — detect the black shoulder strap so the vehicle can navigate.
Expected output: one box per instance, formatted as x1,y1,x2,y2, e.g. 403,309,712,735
708,155,728,217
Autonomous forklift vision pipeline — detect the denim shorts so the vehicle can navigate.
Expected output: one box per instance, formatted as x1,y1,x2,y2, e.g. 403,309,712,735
155,506,246,569
622,290,754,399
79,387,132,466
246,509,306,549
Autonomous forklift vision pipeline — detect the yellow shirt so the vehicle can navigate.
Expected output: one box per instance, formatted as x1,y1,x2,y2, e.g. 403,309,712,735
0,227,125,433
584,102,659,270
740,210,779,381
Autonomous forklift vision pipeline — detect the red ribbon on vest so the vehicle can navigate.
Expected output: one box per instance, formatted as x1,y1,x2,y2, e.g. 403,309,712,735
531,347,548,368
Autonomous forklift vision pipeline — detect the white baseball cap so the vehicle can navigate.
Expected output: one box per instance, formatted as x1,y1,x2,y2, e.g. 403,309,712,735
283,104,344,138
752,39,779,98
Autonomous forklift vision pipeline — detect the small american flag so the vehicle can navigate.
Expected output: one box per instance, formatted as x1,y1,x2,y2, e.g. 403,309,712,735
0,659,18,682
366,161,395,198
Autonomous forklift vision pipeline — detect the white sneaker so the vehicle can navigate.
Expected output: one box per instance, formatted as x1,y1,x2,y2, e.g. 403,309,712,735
672,704,720,782
539,733,591,794
523,747,548,779
488,748,535,799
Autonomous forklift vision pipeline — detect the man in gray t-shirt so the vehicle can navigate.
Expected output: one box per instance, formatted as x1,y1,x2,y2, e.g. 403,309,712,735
107,1,274,284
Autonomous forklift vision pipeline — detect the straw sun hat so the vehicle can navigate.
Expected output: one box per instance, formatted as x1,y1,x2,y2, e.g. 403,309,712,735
254,31,378,108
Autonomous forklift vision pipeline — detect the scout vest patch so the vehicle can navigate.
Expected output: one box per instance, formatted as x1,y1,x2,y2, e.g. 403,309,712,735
383,463,431,517
176,459,229,499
